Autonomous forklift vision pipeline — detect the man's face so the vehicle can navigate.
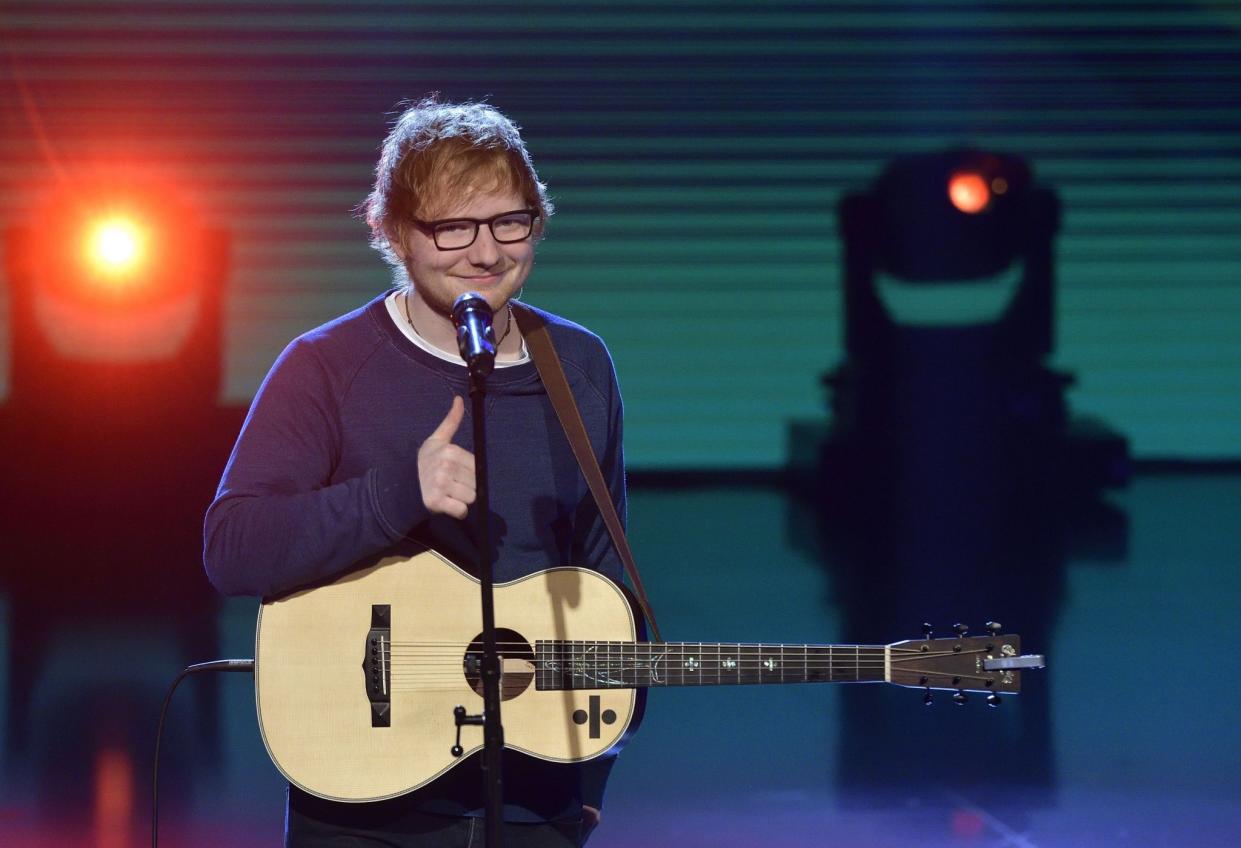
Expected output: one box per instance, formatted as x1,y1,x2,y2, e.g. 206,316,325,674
396,186,535,318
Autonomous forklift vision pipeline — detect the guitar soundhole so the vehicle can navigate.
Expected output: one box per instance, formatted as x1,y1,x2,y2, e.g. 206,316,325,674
463,628,535,701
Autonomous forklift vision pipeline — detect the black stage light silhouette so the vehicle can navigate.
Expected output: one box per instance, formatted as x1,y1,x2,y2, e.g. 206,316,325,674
0,176,240,767
823,148,1128,506
792,149,1129,802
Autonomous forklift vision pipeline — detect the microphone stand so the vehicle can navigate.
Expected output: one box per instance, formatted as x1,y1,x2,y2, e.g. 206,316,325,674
451,292,504,848
469,365,505,848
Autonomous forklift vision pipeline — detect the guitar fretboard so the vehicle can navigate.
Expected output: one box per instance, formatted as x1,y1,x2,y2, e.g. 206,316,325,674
534,641,886,690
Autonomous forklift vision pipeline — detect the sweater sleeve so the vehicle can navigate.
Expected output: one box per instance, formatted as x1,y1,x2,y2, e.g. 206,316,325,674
203,337,429,598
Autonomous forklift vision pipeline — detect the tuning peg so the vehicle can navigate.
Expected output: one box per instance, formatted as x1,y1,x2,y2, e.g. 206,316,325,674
953,623,969,637
986,621,1002,636
952,690,968,706
922,623,934,639
923,688,934,706
986,693,1002,708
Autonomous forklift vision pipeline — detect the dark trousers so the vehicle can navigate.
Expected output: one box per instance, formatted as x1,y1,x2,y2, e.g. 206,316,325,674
287,806,587,847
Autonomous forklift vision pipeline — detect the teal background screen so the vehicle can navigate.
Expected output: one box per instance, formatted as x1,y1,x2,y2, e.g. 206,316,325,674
2,1,1238,466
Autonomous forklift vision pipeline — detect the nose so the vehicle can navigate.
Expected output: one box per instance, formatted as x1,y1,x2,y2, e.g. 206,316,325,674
466,225,502,268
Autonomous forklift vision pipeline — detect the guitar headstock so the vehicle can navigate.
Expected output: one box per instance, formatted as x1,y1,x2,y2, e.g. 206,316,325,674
886,624,1045,706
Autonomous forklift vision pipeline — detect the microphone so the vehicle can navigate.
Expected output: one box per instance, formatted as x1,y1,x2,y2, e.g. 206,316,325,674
451,292,496,378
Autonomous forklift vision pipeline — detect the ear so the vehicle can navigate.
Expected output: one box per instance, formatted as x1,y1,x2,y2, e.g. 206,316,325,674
386,220,408,261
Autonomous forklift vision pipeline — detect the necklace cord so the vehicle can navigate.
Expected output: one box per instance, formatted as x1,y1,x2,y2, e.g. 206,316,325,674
403,291,513,355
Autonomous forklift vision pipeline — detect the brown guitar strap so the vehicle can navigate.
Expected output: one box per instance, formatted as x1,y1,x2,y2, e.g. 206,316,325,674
511,302,663,643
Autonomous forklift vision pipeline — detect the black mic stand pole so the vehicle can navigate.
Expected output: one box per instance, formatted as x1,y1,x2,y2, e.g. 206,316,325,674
468,363,505,848
450,292,504,848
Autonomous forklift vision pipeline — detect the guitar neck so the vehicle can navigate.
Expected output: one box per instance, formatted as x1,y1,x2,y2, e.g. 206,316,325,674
534,640,887,690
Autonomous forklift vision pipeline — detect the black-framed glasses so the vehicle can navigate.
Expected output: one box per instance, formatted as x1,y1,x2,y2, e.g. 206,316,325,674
411,208,539,251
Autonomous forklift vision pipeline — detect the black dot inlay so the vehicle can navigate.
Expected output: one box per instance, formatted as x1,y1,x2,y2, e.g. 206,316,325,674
601,709,617,725
572,710,588,725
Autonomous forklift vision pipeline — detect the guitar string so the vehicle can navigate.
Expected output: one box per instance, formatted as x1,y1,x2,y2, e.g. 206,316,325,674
376,647,900,656
378,650,908,662
383,661,889,665
383,662,893,673
366,646,970,680
382,672,1001,689
385,671,892,681
375,642,950,656
377,645,913,650
382,665,987,677
377,647,897,652
379,655,895,662
374,653,960,668
378,677,1007,691
376,656,883,661
385,669,890,676
375,645,906,652
379,655,970,683
382,657,980,685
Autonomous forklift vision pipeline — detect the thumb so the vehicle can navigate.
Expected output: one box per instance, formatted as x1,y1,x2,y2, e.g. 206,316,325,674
428,395,465,442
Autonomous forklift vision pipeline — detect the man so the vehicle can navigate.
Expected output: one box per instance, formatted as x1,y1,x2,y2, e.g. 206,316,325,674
204,98,625,847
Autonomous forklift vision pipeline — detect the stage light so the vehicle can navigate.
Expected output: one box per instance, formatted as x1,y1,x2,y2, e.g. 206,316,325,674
67,202,168,305
860,149,1037,283
85,215,148,284
947,171,991,214
4,173,228,390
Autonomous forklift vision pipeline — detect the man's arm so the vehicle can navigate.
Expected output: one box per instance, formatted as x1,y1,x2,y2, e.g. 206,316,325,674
203,338,428,598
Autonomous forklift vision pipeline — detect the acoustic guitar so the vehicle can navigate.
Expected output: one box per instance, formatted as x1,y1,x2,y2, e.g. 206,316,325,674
255,547,1044,802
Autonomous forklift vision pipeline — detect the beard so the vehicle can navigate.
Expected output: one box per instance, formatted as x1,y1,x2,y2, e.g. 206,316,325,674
403,263,529,321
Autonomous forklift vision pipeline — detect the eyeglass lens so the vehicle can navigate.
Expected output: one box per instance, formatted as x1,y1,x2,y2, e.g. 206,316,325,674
434,211,533,249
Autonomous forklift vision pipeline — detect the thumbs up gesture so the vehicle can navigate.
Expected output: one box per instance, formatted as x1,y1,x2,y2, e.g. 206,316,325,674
417,396,476,519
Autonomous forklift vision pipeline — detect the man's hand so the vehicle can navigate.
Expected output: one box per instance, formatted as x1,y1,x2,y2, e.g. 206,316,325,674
417,396,476,519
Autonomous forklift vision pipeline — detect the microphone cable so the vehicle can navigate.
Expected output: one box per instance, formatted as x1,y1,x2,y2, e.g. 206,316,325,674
152,659,254,848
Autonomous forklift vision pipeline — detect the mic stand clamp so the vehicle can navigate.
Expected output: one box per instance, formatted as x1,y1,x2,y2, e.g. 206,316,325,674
451,704,484,758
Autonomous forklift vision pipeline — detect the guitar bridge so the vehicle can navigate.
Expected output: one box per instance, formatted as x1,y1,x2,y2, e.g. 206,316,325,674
362,604,391,727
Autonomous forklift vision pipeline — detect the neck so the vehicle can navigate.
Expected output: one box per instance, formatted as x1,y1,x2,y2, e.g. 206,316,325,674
533,640,888,690
404,291,520,360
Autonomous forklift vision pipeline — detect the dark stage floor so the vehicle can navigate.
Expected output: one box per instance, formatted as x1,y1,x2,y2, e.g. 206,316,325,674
2,470,1239,846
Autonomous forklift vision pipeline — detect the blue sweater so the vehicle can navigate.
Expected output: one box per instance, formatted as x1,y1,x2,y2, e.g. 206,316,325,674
204,291,626,823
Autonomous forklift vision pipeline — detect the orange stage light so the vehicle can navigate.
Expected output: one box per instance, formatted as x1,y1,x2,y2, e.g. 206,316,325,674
947,171,991,214
26,179,204,311
84,215,149,284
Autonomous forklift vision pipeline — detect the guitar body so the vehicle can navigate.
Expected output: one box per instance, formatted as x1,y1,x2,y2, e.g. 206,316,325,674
255,548,643,802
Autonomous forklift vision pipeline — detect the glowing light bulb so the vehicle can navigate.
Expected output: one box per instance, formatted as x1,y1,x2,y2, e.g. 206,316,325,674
947,172,991,214
86,216,146,280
